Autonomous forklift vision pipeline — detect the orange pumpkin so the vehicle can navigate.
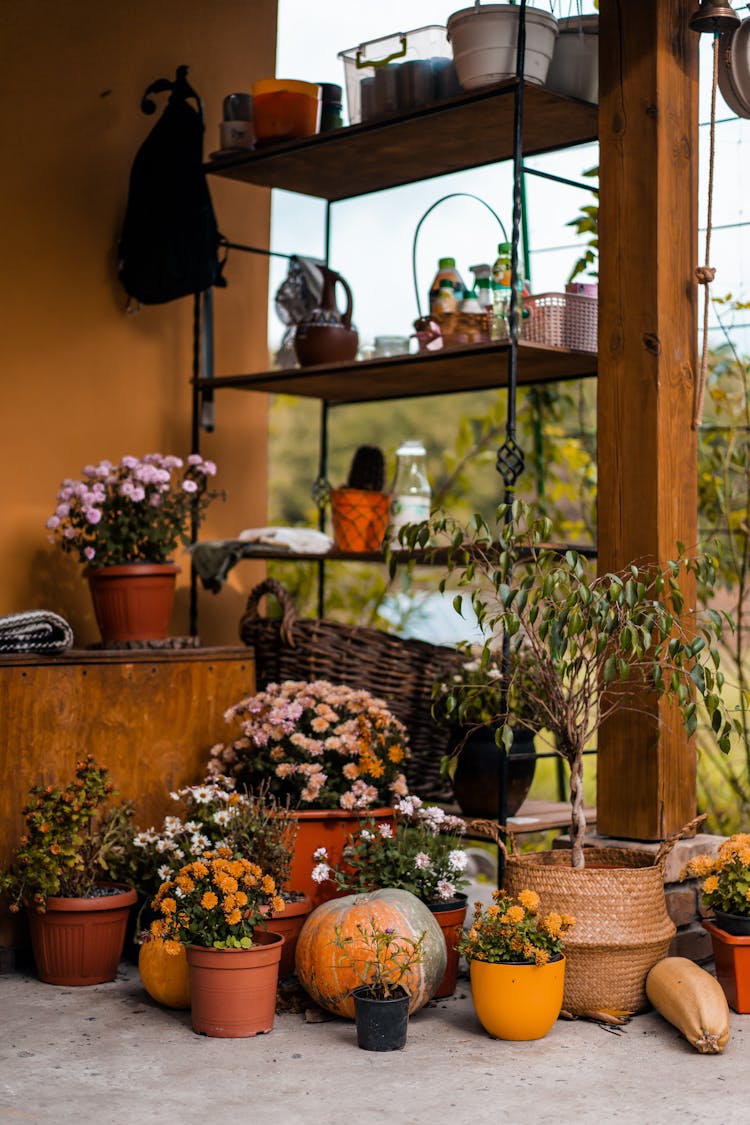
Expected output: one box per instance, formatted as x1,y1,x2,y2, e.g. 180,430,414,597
295,888,447,1018
138,938,191,1010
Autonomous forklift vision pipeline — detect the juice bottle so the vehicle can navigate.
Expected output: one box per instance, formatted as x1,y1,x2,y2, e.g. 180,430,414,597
428,257,465,318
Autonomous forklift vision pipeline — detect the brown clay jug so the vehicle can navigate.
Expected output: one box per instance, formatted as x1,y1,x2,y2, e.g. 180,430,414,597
294,266,359,366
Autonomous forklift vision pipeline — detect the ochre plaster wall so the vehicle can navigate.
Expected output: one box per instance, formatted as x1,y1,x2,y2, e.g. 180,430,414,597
0,0,277,645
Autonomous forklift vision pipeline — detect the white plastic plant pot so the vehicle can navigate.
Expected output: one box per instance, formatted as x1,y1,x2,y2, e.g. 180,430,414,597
545,14,598,104
447,4,558,92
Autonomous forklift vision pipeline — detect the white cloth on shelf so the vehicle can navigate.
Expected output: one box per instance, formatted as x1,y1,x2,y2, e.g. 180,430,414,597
237,526,333,554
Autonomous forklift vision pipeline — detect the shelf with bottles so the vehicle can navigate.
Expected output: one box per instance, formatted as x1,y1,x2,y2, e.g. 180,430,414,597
196,338,597,406
205,82,597,202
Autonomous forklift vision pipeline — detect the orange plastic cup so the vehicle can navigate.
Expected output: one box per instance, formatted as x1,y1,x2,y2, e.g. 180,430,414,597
252,78,321,143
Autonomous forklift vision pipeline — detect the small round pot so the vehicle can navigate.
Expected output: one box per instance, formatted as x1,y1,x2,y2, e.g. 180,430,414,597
187,930,284,1038
713,908,750,937
447,5,558,91
449,725,536,819
352,985,410,1052
27,883,137,986
469,955,565,1041
426,893,468,999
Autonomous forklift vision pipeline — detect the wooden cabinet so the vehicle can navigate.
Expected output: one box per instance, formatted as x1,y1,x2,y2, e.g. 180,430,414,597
0,646,254,943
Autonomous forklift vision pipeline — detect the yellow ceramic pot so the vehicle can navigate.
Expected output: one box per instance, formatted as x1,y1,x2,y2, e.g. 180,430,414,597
469,955,566,1041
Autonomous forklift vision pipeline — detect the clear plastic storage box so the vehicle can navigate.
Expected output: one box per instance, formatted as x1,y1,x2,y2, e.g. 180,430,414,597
337,25,456,126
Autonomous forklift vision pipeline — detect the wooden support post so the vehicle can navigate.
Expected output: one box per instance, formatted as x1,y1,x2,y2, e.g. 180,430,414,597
597,0,699,839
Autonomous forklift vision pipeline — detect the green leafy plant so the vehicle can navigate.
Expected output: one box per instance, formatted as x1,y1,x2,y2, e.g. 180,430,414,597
150,848,285,950
458,888,575,965
431,643,541,731
681,833,750,917
312,797,469,903
0,757,133,912
333,913,426,999
404,500,742,868
566,164,599,283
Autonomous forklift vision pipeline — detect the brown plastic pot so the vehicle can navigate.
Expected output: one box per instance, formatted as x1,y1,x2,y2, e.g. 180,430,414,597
187,930,284,1038
85,562,179,643
27,883,137,986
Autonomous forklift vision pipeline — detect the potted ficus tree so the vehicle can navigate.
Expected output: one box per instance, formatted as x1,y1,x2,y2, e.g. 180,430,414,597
401,500,742,1016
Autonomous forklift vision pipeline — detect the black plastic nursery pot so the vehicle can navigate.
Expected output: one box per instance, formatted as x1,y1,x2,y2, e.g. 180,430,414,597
352,985,410,1052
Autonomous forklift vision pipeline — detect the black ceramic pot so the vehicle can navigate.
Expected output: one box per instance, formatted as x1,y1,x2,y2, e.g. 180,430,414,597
714,908,750,936
449,725,537,819
353,985,410,1052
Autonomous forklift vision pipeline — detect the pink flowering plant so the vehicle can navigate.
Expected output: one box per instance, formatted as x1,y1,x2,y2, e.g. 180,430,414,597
207,680,410,812
46,453,222,567
312,796,469,903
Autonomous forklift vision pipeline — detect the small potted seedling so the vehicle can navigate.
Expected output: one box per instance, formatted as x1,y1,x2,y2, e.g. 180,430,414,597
330,445,389,553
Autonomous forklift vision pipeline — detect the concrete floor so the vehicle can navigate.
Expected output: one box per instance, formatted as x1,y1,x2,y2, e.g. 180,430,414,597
1,959,748,1125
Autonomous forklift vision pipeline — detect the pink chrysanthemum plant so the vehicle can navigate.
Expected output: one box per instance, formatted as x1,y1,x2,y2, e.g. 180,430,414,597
311,795,469,904
458,889,575,966
46,452,222,567
207,679,411,812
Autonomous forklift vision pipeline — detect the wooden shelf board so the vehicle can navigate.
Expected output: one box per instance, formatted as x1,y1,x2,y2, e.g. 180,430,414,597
206,83,598,201
197,340,597,405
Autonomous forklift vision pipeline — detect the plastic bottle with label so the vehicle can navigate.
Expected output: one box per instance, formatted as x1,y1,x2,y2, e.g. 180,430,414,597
428,257,465,318
491,243,529,340
389,440,432,538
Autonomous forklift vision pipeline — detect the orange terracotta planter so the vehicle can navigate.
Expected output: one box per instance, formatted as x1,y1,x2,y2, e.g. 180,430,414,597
469,955,566,1040
288,807,396,909
28,883,137,986
330,488,389,553
427,894,468,999
263,894,314,979
703,919,750,1013
187,930,284,1038
85,562,179,643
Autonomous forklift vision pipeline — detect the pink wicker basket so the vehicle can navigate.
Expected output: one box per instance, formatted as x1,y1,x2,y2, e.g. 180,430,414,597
522,292,597,353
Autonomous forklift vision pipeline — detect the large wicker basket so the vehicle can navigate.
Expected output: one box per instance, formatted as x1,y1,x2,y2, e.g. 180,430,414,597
504,847,676,1017
239,579,463,800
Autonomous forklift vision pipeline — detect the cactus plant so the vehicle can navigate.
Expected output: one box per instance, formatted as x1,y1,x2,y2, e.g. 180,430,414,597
346,445,385,492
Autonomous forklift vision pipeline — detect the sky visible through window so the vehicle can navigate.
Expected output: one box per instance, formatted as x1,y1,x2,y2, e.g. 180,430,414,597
270,1,750,357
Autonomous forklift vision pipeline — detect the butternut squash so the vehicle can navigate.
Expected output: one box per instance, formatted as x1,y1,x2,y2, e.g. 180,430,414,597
646,957,730,1054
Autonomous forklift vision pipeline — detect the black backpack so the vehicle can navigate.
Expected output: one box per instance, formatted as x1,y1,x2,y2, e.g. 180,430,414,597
118,66,225,306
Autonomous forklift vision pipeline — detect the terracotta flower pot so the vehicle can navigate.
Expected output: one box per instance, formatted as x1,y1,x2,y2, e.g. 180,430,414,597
27,883,137,986
85,562,179,643
426,893,468,999
469,955,566,1040
703,919,750,1013
288,807,396,909
186,930,284,1038
263,893,314,979
330,488,390,553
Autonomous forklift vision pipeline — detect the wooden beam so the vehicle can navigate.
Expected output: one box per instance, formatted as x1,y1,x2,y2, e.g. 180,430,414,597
596,0,699,839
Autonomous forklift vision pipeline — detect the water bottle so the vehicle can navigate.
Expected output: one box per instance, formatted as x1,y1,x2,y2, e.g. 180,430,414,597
389,440,432,538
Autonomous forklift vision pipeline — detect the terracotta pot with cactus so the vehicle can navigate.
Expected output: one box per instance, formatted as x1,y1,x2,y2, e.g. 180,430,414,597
330,445,389,553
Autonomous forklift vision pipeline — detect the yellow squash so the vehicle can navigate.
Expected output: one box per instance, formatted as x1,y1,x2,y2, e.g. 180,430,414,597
646,956,730,1054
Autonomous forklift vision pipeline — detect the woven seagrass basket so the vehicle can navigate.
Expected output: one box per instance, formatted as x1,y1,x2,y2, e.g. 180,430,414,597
504,847,675,1017
239,579,463,801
